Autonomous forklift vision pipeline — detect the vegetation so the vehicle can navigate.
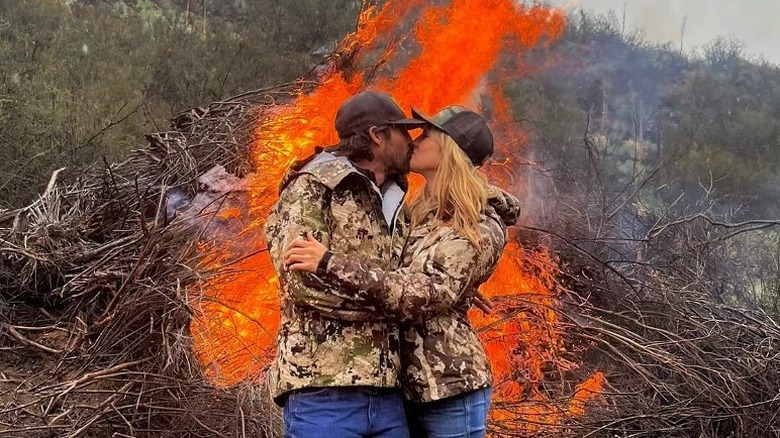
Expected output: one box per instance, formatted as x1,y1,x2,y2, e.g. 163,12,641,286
513,12,780,220
0,0,359,207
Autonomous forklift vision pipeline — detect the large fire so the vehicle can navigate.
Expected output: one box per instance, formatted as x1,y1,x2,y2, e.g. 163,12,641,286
190,0,603,432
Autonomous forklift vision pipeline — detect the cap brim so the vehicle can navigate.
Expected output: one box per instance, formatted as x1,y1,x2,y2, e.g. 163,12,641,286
411,108,445,131
389,117,427,130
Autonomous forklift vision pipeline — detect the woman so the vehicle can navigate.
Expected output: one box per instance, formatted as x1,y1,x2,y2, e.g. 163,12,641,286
284,106,519,438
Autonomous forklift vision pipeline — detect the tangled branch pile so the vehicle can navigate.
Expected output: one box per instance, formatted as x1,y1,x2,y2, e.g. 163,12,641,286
507,133,780,437
2,84,780,438
0,86,303,437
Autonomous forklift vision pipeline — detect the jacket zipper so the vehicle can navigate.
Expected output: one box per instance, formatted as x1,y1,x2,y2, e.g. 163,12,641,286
360,174,406,387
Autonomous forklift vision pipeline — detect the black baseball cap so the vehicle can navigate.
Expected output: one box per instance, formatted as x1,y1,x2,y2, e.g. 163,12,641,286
411,106,494,166
335,91,426,139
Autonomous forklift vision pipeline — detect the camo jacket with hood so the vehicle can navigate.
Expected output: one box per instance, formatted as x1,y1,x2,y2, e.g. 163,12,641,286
263,150,408,404
319,187,520,402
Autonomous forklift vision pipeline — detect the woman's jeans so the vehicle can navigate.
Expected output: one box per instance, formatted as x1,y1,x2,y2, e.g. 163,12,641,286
405,387,493,438
283,387,410,438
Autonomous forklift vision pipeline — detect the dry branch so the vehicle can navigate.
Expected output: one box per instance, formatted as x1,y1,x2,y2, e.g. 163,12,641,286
0,85,300,437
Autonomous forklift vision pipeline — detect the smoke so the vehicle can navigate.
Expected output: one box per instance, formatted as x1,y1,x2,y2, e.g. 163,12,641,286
165,188,189,221
630,0,686,44
176,165,251,240
517,149,556,229
552,0,780,63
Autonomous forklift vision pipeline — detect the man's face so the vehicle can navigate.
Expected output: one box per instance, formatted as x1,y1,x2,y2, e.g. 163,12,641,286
378,126,414,176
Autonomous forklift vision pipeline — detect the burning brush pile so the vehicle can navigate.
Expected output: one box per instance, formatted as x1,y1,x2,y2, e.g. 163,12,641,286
2,1,780,437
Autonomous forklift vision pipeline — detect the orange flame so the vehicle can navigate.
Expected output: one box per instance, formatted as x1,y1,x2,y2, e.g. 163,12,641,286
190,0,603,431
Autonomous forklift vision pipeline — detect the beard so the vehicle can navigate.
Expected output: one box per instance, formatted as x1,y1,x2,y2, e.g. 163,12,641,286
386,146,412,177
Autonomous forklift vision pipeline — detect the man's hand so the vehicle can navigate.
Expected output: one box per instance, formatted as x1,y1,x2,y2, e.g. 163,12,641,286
473,292,495,314
284,232,328,273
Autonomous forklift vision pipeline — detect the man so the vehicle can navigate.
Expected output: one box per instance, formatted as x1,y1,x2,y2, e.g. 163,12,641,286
264,91,426,438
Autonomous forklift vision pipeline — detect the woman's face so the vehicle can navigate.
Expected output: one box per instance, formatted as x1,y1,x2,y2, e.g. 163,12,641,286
409,128,442,176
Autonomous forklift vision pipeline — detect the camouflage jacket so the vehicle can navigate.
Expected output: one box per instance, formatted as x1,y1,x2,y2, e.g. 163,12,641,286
263,151,408,404
320,187,520,402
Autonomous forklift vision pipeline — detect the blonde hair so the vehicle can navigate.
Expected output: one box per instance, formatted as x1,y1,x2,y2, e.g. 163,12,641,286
408,130,490,248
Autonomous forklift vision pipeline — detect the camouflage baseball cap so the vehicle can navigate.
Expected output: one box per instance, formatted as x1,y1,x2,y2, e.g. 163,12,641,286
412,106,494,166
335,91,426,139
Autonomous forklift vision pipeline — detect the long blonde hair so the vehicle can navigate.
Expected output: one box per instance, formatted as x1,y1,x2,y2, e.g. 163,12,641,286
408,130,490,248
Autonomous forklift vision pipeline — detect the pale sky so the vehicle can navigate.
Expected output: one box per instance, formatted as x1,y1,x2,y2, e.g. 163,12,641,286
548,0,780,65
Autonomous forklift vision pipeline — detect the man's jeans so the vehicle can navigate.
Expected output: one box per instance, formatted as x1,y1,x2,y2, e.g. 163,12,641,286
405,387,493,438
283,387,410,438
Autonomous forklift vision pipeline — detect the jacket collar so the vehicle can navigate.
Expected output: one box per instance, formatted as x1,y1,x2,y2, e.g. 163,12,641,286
280,148,408,193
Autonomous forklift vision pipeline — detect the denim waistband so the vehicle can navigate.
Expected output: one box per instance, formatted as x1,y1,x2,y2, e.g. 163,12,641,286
295,386,399,396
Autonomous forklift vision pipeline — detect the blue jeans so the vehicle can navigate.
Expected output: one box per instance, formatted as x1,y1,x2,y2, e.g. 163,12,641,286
405,387,493,438
283,387,410,438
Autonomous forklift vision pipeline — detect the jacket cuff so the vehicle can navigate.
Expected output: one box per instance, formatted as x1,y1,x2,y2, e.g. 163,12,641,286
316,250,333,277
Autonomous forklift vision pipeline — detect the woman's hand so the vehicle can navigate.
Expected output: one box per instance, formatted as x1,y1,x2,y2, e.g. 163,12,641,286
284,232,328,273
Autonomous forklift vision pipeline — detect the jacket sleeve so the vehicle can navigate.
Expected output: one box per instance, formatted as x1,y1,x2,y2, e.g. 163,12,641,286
263,174,378,322
321,235,480,324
